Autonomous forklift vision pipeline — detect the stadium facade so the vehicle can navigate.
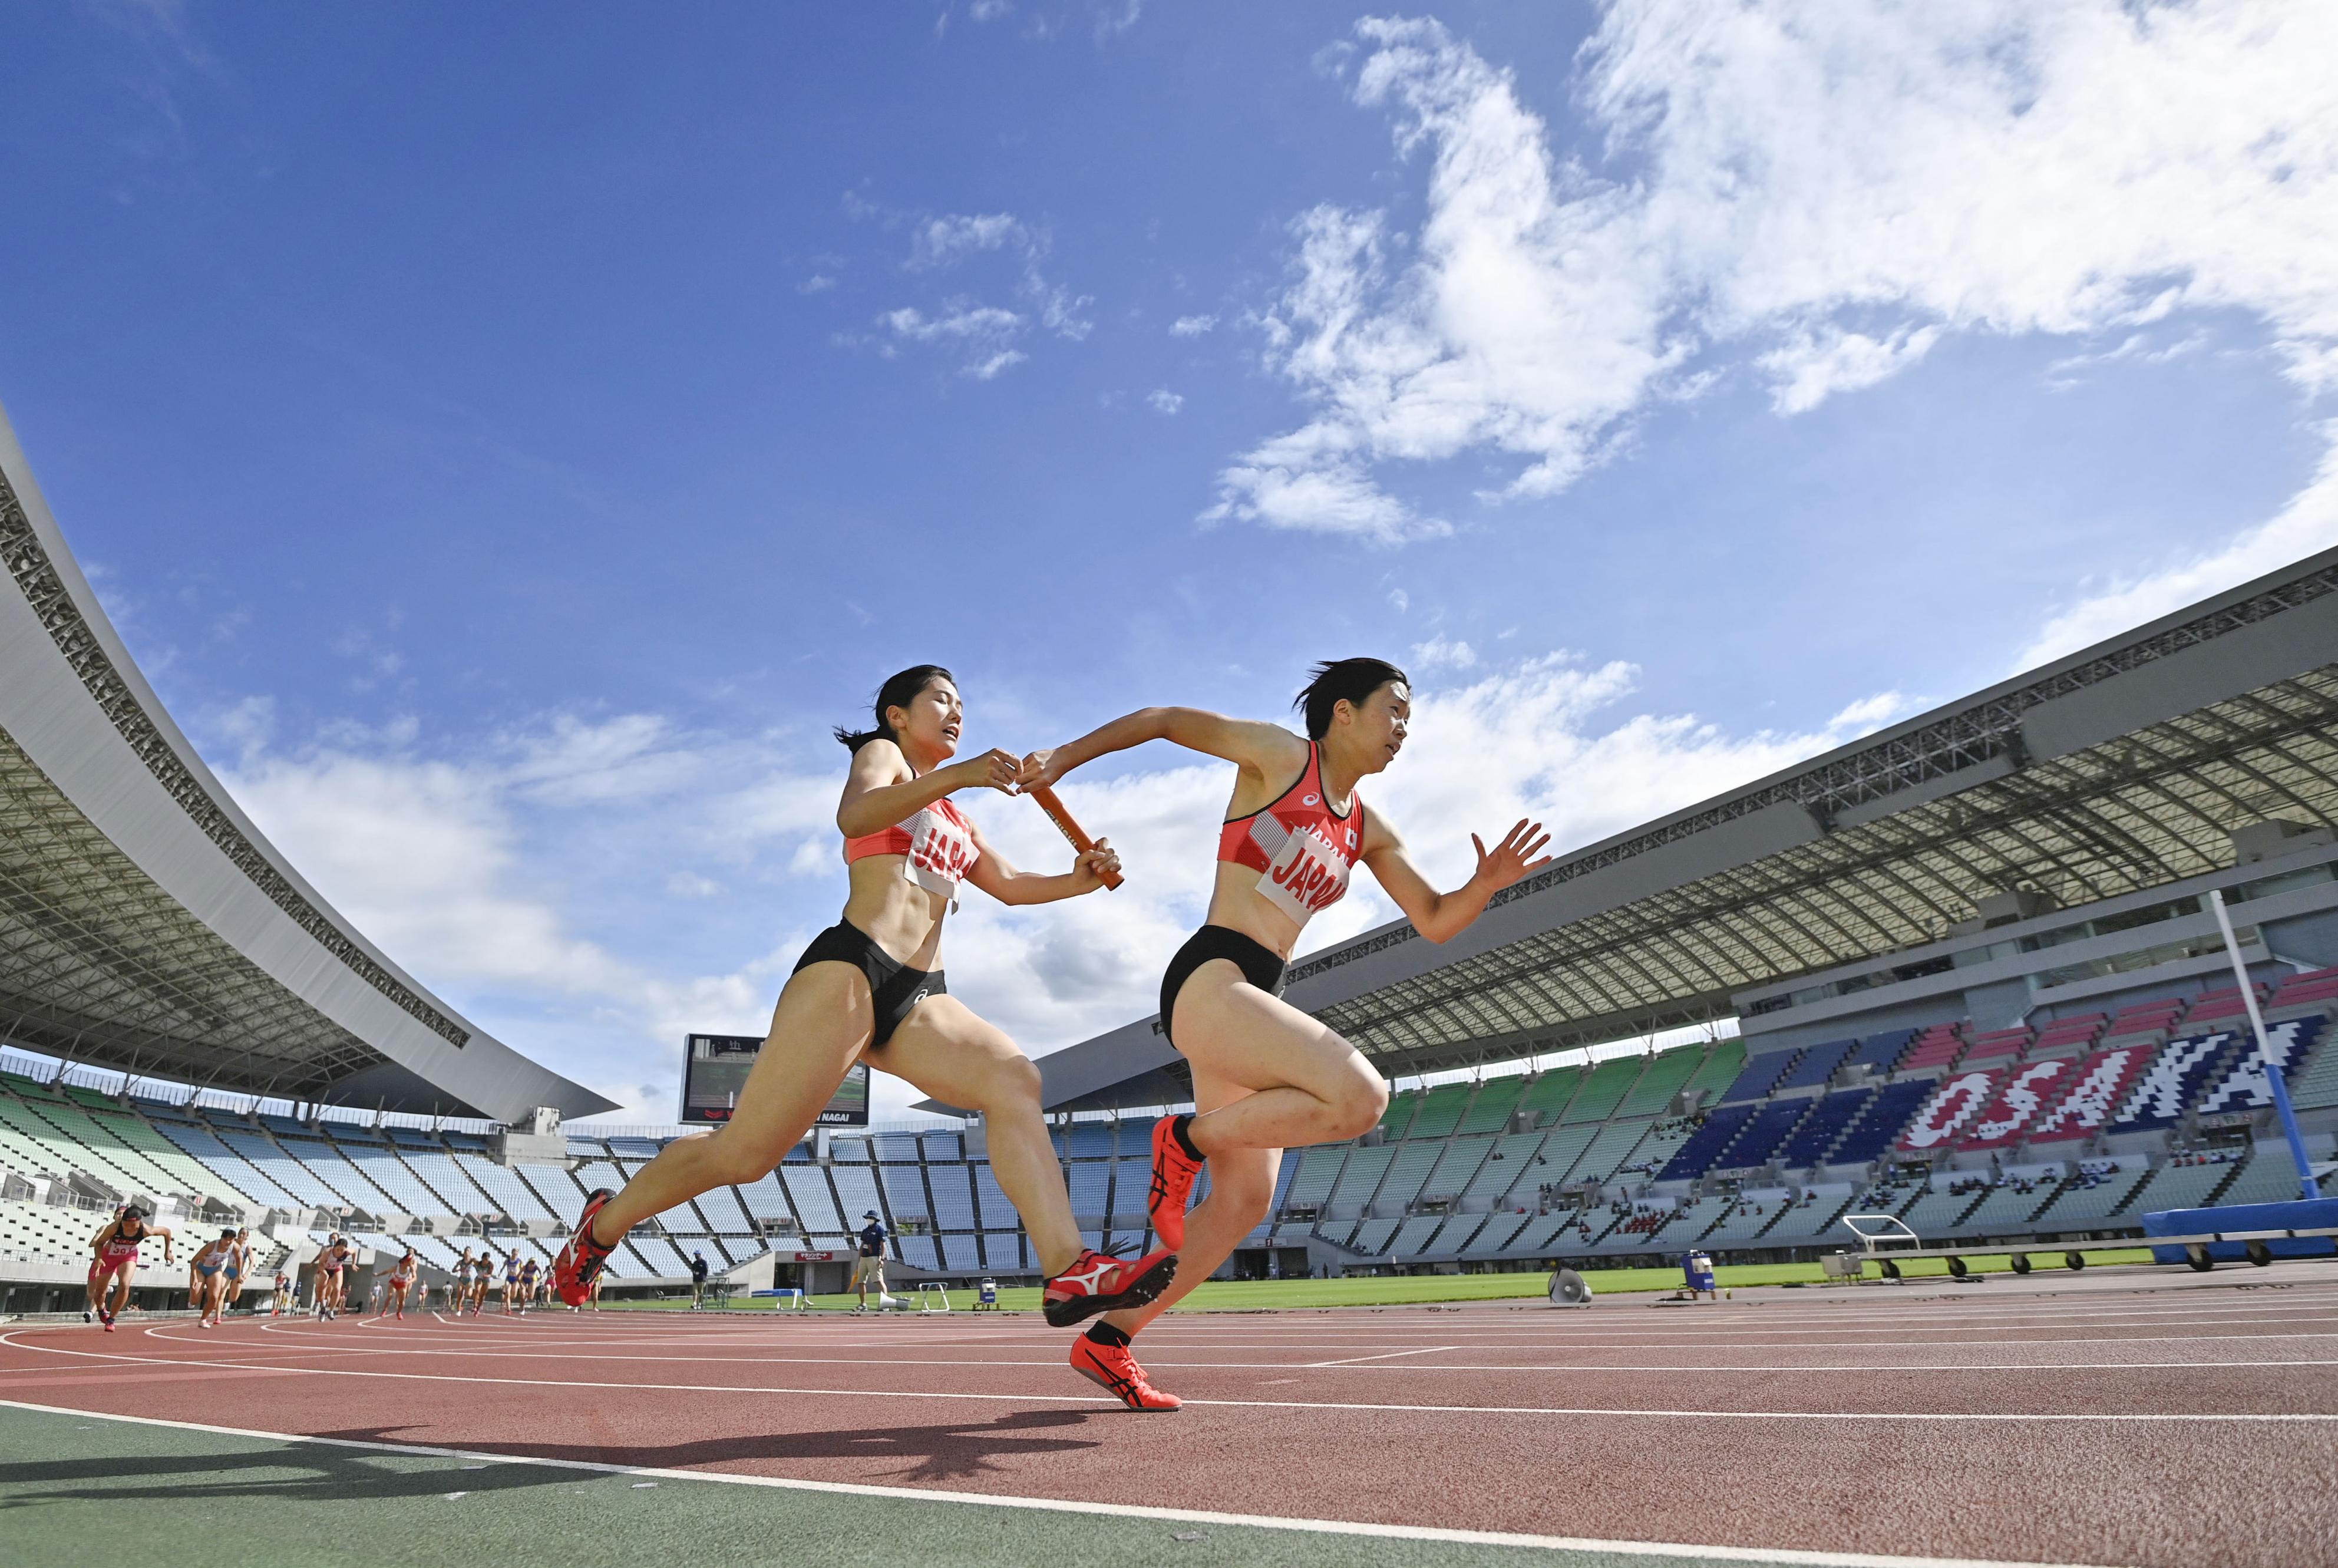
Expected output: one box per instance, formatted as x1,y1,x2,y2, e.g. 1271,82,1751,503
5,383,2336,1310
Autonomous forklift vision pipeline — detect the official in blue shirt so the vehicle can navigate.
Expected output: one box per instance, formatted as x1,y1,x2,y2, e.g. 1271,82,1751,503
853,1210,892,1312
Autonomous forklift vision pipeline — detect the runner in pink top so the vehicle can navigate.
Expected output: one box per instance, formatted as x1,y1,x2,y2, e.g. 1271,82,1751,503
87,1207,173,1331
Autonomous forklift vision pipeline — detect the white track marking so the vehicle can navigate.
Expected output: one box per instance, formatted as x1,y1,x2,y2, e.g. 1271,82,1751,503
0,1398,2119,1568
6,1332,2334,1422
1308,1345,1465,1366
120,1333,2338,1374
157,1323,2338,1360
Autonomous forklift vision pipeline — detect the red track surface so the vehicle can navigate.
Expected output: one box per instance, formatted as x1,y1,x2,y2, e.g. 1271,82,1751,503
9,1266,2338,1567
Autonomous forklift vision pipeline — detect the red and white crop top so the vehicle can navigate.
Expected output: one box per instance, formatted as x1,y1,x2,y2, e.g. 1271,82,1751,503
845,795,981,900
1217,742,1365,929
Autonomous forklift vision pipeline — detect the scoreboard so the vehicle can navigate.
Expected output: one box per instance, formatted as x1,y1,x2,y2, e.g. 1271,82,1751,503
679,1034,871,1127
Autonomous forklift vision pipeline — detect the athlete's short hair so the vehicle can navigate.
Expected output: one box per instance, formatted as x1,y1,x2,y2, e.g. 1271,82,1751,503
834,665,956,752
1295,658,1409,740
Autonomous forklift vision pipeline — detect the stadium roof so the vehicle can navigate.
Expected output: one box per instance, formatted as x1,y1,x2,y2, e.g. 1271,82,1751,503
1034,545,2338,1113
0,402,615,1121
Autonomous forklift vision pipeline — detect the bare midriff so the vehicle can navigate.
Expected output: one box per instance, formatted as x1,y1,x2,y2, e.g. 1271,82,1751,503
840,855,952,969
1201,861,1313,962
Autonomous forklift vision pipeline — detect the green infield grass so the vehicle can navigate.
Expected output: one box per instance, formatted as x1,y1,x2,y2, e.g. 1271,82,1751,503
605,1246,2158,1314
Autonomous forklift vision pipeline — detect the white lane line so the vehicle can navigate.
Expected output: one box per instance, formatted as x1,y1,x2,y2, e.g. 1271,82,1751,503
123,1337,2338,1374
0,1398,2117,1568
136,1327,2338,1362
1306,1345,1464,1367
8,1333,2334,1422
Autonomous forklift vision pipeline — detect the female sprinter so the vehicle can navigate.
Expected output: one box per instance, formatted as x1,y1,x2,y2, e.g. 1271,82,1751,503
556,665,1176,1329
86,1207,171,1331
191,1228,238,1327
501,1250,523,1315
315,1234,353,1320
378,1246,419,1319
1019,658,1550,1409
222,1228,252,1316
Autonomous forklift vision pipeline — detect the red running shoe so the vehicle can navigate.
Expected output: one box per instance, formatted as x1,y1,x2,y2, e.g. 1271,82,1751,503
1041,1247,1177,1328
1069,1333,1181,1411
1147,1114,1204,1252
552,1189,619,1308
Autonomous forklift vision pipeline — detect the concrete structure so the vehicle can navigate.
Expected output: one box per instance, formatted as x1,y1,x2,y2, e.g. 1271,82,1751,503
0,400,612,1121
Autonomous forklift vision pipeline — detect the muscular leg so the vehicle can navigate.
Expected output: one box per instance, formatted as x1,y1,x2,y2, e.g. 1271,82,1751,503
1168,964,1388,1156
588,965,874,1246
1099,1068,1279,1336
107,1267,133,1319
869,996,1082,1276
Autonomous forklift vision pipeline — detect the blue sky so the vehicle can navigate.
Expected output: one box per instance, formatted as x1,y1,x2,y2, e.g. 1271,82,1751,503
4,3,2335,1122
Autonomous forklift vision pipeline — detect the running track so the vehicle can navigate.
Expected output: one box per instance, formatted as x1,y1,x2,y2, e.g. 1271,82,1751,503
8,1265,2338,1567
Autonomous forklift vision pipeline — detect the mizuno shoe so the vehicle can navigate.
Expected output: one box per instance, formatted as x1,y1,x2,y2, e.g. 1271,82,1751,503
1041,1247,1177,1328
1147,1114,1204,1252
553,1189,620,1307
1069,1333,1182,1412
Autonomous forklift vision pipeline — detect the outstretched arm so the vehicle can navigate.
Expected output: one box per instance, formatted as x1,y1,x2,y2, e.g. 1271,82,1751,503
1018,707,1305,791
1362,816,1553,945
836,738,1021,840
959,820,1122,906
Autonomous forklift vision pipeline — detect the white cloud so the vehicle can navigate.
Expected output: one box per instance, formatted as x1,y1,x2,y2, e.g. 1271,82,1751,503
881,305,1023,342
797,274,836,295
1147,389,1183,414
970,0,1011,21
2015,422,2338,669
912,213,1024,268
1212,7,2338,542
1759,325,1942,415
1408,633,1476,672
1386,587,1409,613
1170,314,1217,336
965,349,1028,380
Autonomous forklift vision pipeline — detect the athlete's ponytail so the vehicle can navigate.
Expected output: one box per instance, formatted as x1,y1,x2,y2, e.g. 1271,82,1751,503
1294,658,1409,740
834,664,955,752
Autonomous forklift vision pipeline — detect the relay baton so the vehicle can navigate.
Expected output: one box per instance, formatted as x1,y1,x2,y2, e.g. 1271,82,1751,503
1025,784,1122,889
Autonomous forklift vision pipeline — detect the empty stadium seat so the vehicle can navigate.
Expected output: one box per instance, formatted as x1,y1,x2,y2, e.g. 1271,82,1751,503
1717,1049,1800,1104
1775,1087,1873,1167
1825,1078,1935,1165
2026,1042,2161,1143
1958,1058,2082,1149
1772,1039,1855,1092
2106,1033,2238,1131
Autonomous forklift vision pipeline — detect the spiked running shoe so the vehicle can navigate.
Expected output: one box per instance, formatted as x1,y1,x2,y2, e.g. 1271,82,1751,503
1147,1114,1204,1252
1069,1334,1181,1411
553,1188,619,1308
1041,1247,1177,1328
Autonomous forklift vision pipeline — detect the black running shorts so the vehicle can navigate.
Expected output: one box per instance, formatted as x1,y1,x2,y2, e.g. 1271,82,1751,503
1158,924,1287,1048
792,920,947,1047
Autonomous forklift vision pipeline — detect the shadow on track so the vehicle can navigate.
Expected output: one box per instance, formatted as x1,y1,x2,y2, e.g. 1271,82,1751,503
370,1407,1107,1485
0,1408,1104,1505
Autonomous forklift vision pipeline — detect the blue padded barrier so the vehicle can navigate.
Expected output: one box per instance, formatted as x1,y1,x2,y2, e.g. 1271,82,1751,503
2144,1196,2338,1263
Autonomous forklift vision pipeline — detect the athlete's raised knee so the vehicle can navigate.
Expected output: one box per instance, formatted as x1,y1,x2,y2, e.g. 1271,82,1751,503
705,1128,788,1186
1325,1058,1388,1141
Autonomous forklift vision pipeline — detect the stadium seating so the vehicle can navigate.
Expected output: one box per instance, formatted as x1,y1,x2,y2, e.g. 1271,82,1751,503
1457,1076,1526,1133
1560,1055,1644,1123
1826,1079,1935,1166
1717,1049,1799,1104
1841,1028,1918,1078
1656,1103,1755,1180
2190,1018,2324,1117
1898,1023,1967,1072
1772,1039,1855,1093
1775,1087,1874,1167
2107,1034,2238,1131
1721,1098,1814,1168
1897,1068,2005,1153
1959,1058,2081,1150
2026,1044,2160,1143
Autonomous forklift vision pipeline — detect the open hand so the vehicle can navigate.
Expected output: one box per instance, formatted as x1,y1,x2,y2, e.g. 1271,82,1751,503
956,748,1022,795
1471,818,1553,892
